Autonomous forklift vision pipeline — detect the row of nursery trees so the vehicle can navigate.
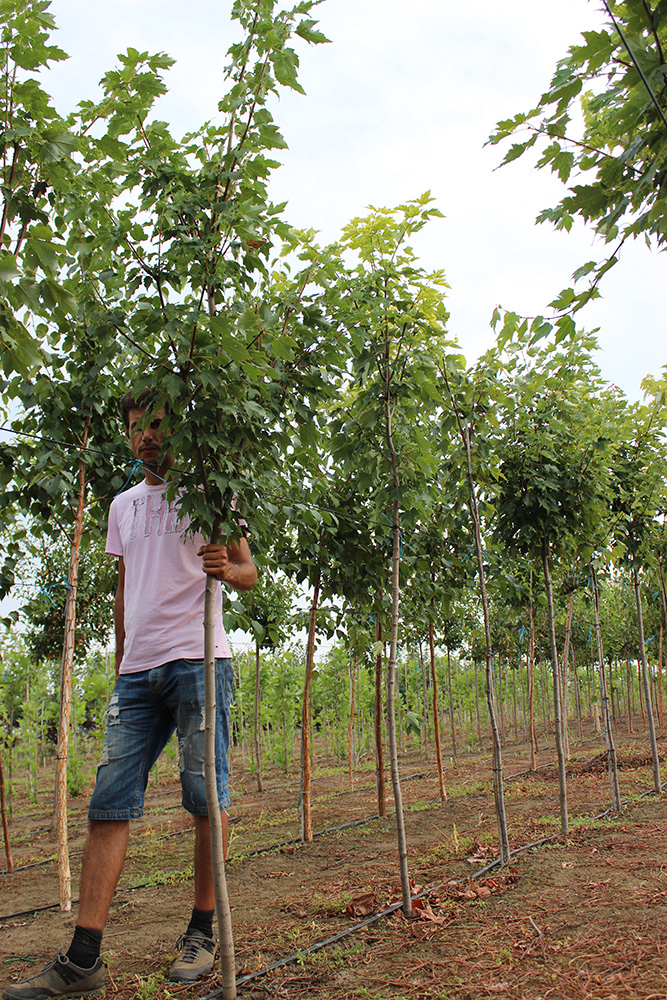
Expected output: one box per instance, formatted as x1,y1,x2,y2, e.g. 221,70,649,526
4,558,667,800
7,558,667,780
1,1,666,994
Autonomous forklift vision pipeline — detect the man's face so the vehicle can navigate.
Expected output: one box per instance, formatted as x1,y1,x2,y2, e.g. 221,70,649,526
126,406,175,472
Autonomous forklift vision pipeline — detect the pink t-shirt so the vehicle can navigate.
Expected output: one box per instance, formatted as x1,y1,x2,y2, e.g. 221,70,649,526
106,481,231,674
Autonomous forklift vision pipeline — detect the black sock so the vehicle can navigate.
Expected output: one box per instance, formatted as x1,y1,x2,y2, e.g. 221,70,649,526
187,906,215,939
67,925,103,968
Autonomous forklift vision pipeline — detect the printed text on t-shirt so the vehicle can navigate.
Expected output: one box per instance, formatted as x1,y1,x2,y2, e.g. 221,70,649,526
129,495,185,539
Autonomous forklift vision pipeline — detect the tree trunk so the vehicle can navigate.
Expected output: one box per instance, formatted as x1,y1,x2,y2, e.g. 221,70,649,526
659,624,665,738
348,653,357,793
446,644,458,763
374,617,386,817
429,621,446,801
300,569,320,842
253,641,263,793
456,412,509,862
633,564,661,793
0,750,12,873
385,495,412,915
590,565,621,811
573,651,583,741
497,657,504,746
55,443,88,912
625,651,633,734
541,540,568,835
204,575,236,999
519,650,527,740
528,619,537,771
473,659,481,747
418,641,428,755
541,658,549,735
658,556,667,738
561,596,573,759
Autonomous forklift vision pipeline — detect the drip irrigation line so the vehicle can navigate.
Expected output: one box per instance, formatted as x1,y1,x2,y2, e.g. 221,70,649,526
2,764,664,927
234,814,382,863
202,776,667,998
0,756,568,877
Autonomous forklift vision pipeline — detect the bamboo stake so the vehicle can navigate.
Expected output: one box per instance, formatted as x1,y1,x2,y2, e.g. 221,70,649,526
55,439,88,912
0,750,12,873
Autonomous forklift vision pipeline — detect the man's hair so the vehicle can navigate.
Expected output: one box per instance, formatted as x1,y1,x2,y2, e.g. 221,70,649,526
120,388,158,431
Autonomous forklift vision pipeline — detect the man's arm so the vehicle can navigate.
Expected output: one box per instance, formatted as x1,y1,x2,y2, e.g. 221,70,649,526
114,556,126,678
198,538,257,591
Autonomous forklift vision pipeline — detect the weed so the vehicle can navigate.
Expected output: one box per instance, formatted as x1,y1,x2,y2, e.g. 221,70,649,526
134,973,173,1000
311,889,354,913
407,798,432,813
312,764,345,778
570,813,622,830
129,866,193,888
448,780,490,799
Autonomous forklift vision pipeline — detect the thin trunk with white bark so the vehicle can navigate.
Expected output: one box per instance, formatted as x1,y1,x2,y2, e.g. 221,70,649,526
300,570,320,842
429,621,446,801
590,566,621,811
253,642,263,793
633,564,661,793
374,617,386,817
204,574,236,999
384,385,412,916
541,541,568,836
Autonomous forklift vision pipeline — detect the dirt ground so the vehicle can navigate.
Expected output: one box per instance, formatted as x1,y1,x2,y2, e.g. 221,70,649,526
2,729,667,1000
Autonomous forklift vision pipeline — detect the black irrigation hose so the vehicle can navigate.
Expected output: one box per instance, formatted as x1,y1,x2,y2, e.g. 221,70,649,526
0,813,385,923
201,777,667,997
1,745,650,921
0,768,432,877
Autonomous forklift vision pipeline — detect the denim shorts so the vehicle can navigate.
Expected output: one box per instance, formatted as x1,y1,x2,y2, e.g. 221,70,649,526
89,658,233,820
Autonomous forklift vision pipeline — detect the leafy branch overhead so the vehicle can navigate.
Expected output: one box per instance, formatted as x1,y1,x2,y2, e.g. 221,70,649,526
489,0,667,313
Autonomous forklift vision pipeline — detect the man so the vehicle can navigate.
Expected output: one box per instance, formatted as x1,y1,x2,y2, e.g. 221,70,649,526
4,390,257,1000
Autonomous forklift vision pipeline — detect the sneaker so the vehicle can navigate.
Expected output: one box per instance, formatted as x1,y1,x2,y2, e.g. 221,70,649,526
169,929,216,983
2,953,106,1000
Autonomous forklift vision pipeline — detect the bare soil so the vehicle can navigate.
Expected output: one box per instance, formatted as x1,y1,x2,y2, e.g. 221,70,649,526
2,728,667,1000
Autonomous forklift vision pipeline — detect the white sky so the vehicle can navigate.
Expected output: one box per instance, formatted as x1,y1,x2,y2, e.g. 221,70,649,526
42,0,666,402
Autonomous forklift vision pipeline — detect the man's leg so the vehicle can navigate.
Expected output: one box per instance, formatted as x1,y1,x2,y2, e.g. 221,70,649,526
77,819,130,929
0,822,124,999
169,658,233,983
193,812,228,911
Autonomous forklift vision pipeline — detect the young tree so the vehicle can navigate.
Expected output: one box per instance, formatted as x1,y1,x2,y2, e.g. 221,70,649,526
238,570,297,792
610,383,667,793
490,326,613,835
327,194,453,916
0,0,77,377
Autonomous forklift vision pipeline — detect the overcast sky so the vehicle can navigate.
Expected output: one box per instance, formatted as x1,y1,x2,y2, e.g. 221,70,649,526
42,0,664,400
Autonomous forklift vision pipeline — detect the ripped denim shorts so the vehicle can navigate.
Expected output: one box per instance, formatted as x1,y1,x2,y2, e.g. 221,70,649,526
88,658,233,820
